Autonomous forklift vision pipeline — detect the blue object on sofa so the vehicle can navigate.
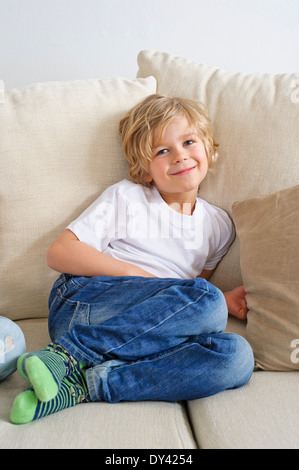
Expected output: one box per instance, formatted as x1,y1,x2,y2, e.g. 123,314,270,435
0,316,26,381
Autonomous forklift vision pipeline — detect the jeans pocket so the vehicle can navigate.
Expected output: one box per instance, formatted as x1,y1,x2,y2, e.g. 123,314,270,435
48,290,90,341
68,298,90,330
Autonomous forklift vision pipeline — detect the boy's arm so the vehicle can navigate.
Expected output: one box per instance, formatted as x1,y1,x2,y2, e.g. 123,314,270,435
198,269,214,280
198,270,248,320
223,286,248,320
47,229,155,278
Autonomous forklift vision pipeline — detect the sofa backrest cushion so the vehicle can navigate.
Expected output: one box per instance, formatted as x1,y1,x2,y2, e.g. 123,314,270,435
0,77,156,320
137,50,299,292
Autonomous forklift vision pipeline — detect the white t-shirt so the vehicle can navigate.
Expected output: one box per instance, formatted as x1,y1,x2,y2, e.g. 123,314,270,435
67,179,235,279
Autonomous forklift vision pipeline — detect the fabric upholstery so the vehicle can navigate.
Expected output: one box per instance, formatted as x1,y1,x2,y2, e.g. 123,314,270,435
188,370,299,449
1,50,299,448
232,185,299,371
0,77,156,321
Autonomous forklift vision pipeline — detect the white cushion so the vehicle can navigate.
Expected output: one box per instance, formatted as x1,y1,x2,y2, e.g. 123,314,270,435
188,370,299,449
0,77,156,321
137,50,299,292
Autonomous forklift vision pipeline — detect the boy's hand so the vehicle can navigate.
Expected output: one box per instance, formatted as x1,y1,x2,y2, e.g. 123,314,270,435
224,285,248,320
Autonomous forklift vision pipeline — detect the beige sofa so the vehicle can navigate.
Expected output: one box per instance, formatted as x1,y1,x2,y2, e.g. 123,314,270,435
1,50,298,449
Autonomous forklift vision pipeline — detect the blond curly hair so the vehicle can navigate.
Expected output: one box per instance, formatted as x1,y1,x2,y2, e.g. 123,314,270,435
119,94,218,186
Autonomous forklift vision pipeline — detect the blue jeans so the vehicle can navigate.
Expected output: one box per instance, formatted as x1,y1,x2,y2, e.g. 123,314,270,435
48,274,254,403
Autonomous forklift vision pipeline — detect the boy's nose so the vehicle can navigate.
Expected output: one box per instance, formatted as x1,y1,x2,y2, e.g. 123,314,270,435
172,148,188,163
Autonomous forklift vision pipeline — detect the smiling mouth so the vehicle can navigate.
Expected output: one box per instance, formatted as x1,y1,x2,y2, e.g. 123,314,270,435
171,165,197,176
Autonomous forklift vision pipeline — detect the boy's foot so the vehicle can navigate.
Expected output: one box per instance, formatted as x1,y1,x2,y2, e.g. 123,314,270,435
10,369,90,424
17,343,85,402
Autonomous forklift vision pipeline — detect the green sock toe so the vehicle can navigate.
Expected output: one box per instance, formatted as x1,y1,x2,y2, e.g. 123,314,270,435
25,356,59,402
10,390,38,424
10,369,90,424
16,343,86,404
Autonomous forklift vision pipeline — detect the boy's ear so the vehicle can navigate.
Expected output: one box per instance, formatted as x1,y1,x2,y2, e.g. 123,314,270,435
143,173,153,183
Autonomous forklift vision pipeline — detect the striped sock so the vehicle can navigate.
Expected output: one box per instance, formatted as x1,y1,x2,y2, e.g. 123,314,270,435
17,342,84,402
10,369,90,424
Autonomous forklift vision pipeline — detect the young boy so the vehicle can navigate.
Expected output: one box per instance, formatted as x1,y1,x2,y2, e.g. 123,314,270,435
10,95,254,424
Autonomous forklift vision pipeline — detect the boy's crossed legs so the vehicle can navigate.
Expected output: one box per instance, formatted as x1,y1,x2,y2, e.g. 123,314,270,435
10,275,254,423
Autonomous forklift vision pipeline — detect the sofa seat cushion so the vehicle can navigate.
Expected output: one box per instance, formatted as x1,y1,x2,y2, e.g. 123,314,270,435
208,317,299,448
0,318,197,449
187,370,299,449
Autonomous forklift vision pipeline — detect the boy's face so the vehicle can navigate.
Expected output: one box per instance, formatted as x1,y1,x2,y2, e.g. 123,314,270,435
145,115,208,208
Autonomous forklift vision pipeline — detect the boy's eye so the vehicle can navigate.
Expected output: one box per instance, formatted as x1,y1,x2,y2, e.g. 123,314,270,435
156,148,168,156
184,140,194,146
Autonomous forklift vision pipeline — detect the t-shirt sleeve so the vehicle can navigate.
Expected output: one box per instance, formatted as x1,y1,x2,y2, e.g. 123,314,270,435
67,184,122,252
203,206,235,271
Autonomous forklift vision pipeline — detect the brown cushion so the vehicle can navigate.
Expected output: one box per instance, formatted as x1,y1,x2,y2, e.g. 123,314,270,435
232,185,299,370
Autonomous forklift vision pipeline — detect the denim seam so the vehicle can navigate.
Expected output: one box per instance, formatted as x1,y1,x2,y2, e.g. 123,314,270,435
103,290,208,356
105,341,198,372
58,336,95,366
48,291,60,312
56,289,84,307
89,342,198,402
69,278,82,288
58,303,206,372
104,334,239,374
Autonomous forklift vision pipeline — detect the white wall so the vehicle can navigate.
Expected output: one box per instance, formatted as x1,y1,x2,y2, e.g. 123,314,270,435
1,0,299,90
